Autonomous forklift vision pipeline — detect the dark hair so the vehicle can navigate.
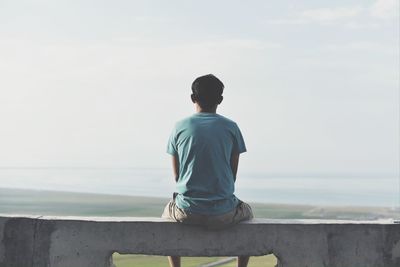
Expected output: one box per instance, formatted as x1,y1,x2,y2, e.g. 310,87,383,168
191,74,224,109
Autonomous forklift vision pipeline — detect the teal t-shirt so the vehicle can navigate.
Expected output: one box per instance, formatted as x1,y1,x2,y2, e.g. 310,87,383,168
167,112,247,215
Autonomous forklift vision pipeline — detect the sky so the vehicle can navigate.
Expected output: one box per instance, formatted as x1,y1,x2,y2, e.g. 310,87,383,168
0,0,399,175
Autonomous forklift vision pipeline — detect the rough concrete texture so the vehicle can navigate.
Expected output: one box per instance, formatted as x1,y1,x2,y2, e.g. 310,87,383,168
0,215,399,267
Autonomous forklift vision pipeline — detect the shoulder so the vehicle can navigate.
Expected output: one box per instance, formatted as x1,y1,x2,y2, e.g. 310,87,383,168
174,115,195,129
215,114,240,128
171,115,199,135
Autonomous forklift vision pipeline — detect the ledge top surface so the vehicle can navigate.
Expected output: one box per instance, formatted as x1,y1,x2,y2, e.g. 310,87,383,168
0,214,398,224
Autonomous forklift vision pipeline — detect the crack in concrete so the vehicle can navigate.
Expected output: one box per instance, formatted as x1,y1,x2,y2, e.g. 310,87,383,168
30,218,38,267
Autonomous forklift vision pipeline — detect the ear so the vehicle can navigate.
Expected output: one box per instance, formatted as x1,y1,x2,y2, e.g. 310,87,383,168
191,94,197,103
217,95,223,104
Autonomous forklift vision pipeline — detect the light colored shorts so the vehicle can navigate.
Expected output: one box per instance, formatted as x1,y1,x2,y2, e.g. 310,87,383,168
161,199,253,230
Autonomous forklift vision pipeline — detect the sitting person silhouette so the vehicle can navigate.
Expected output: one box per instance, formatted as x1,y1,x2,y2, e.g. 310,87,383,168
162,74,253,267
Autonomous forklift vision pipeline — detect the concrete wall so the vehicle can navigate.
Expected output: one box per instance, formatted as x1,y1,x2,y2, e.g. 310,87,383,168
0,215,399,267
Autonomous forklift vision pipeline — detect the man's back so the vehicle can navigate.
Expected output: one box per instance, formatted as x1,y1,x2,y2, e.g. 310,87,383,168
167,112,246,215
163,74,253,267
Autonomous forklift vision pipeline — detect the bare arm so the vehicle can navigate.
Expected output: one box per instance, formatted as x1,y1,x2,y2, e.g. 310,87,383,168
230,152,240,182
171,155,179,182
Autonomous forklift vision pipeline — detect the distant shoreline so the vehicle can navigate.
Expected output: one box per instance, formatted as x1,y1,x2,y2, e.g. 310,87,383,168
0,186,397,209
0,186,170,201
1,187,399,220
1,168,397,207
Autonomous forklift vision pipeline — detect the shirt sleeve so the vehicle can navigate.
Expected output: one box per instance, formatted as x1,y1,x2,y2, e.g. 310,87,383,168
233,124,247,154
166,127,178,156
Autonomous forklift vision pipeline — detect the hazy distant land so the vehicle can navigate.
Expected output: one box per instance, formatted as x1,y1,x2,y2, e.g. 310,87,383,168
1,187,398,220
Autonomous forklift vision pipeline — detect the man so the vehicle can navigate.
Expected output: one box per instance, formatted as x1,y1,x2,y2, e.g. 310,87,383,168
162,74,253,267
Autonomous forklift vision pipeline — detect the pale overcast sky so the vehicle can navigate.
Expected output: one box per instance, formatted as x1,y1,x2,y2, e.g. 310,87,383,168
0,0,398,174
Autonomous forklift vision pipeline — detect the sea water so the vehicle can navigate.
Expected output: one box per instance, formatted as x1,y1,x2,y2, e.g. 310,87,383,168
0,168,398,208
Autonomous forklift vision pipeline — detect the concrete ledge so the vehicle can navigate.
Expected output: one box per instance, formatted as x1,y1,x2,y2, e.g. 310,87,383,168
0,215,399,267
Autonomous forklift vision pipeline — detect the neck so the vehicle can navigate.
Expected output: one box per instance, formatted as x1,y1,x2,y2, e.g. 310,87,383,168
195,104,217,113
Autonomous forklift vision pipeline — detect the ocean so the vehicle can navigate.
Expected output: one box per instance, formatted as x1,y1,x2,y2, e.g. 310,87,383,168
0,168,398,208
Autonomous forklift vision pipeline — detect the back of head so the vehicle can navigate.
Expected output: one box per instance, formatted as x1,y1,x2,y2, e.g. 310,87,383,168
191,74,224,109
